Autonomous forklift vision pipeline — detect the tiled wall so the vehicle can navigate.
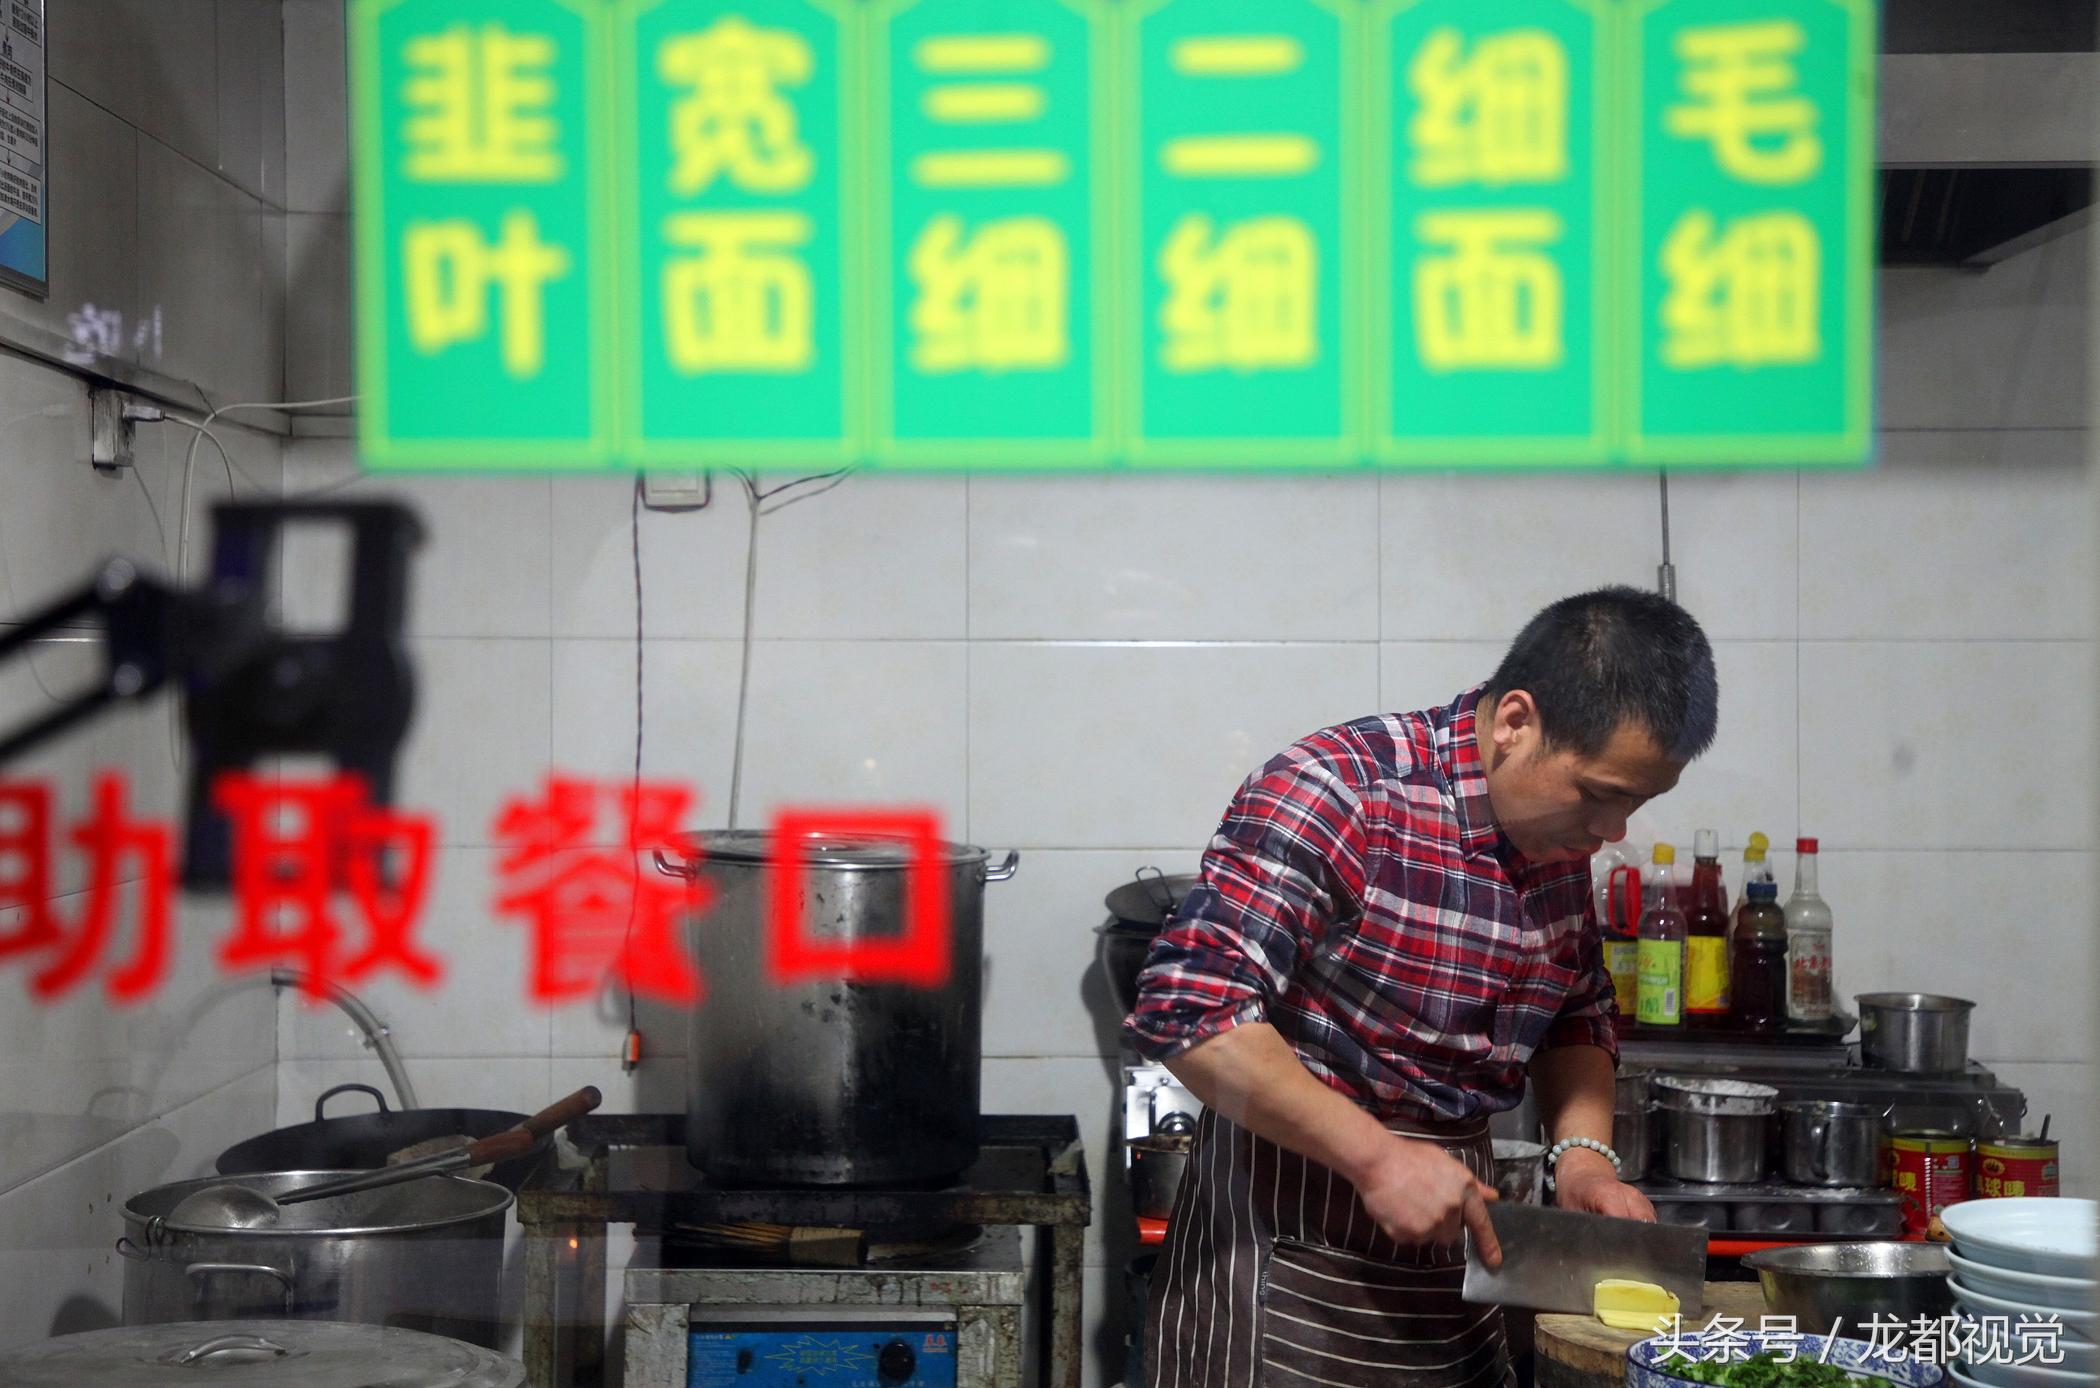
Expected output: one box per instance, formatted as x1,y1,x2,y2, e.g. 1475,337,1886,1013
266,10,2093,1387
0,0,288,1351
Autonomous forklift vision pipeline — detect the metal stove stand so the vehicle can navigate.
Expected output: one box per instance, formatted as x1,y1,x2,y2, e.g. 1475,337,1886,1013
517,1113,1090,1388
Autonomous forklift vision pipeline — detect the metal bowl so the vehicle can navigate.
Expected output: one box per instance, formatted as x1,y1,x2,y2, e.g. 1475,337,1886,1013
1741,1241,1954,1336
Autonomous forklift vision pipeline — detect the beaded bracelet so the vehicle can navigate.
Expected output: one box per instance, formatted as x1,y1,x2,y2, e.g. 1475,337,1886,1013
1543,1136,1621,1191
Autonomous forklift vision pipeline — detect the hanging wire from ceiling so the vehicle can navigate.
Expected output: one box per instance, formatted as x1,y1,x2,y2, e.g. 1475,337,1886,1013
1656,469,1677,602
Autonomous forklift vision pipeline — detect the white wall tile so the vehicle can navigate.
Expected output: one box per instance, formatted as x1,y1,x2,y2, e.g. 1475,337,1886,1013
552,1056,684,1117
216,0,286,206
1879,235,2089,433
135,135,285,406
283,444,552,637
550,478,752,640
0,1065,273,1348
971,643,1380,849
970,473,1380,641
737,640,971,833
1800,641,2092,850
47,0,222,173
396,639,552,847
1815,850,2094,1065
1801,441,2093,640
285,213,352,402
1657,641,1797,845
548,638,738,820
0,369,153,623
1980,1062,2095,1198
277,846,552,1062
0,82,141,362
754,475,967,638
282,0,349,215
981,849,1202,1061
1380,471,1795,644
1379,641,1504,715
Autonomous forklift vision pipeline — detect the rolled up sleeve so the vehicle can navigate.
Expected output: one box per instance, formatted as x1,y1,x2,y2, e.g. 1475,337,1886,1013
1539,895,1622,1060
1121,751,1367,1062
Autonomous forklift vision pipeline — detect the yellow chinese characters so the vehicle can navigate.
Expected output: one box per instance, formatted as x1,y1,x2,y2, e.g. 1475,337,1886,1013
1408,27,1568,188
1414,210,1564,371
661,212,814,372
403,22,564,182
1660,209,1819,369
659,16,815,195
1159,215,1316,372
1665,21,1821,185
901,30,1072,374
909,216,1068,374
404,212,571,378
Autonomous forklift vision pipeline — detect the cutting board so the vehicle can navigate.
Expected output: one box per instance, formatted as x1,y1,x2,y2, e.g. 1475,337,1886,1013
1534,1281,1766,1388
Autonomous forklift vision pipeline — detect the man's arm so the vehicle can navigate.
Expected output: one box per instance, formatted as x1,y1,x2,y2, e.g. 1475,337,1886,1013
1168,1020,1502,1262
1528,1042,1654,1221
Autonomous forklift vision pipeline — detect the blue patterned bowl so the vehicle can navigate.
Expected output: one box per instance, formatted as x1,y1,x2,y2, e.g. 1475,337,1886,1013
1628,1331,1952,1388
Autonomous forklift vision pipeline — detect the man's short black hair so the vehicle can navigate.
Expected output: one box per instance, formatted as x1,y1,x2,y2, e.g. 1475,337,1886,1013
1483,586,1718,761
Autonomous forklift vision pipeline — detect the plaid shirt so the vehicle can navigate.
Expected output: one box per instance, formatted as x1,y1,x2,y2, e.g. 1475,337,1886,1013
1123,685,1618,1122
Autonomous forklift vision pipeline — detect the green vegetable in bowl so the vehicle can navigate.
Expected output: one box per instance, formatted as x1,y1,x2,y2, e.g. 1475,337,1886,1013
1661,1351,1878,1387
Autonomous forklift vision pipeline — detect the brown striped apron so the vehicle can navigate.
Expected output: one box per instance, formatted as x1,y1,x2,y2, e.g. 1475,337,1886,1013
1142,1107,1514,1388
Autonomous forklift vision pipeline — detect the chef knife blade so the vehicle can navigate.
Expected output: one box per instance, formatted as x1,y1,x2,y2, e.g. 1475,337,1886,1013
1461,1203,1707,1317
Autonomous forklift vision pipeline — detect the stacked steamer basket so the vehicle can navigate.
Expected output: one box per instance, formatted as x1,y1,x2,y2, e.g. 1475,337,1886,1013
1941,1197,2097,1388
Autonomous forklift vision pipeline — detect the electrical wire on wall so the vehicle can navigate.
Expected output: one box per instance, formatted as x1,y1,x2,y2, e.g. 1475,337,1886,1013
616,465,853,1071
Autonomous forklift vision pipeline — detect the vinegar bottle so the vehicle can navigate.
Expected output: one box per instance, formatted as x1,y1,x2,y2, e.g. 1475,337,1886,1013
1636,844,1687,1028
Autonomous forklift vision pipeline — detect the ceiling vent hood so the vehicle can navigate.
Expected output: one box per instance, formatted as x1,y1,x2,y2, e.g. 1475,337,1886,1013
1878,3,2095,267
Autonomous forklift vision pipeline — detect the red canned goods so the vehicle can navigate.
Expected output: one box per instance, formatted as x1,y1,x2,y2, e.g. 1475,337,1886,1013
1886,1130,1971,1240
1976,1136,2060,1200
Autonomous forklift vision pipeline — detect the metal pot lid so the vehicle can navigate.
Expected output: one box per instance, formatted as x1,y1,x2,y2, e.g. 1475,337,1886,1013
128,1170,512,1235
691,829,992,870
0,1321,524,1388
1103,869,1201,928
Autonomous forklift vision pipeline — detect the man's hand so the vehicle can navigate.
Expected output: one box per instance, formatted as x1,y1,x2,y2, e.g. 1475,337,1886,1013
1552,1147,1656,1222
1353,1136,1504,1266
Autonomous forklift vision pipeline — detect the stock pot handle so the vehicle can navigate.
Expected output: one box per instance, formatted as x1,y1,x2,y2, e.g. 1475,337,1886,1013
983,850,1020,882
187,1263,295,1315
654,847,697,880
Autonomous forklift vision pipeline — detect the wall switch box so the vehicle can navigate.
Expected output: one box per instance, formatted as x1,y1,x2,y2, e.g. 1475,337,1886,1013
642,471,710,511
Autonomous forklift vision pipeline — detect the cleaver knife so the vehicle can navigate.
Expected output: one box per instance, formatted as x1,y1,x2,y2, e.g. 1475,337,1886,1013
1461,1203,1707,1317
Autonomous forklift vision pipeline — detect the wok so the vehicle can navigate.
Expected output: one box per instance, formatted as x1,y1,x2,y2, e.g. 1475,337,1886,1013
215,1085,549,1193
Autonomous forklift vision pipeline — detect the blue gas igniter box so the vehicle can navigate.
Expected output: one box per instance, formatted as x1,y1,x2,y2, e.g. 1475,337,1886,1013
687,1308,958,1388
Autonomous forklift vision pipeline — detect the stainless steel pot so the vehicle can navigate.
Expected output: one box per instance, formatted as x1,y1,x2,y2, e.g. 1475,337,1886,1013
1661,1096,1775,1184
0,1320,524,1388
1491,1140,1547,1205
1781,1100,1886,1187
1613,1098,1654,1183
118,1172,510,1347
1740,1242,1953,1338
662,830,1019,1185
1857,993,1975,1074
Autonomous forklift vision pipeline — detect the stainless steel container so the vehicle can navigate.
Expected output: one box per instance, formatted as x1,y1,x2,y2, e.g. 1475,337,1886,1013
118,1173,510,1347
1740,1242,1953,1338
665,830,1019,1185
1614,1068,1655,1181
1857,992,1975,1074
1491,1139,1547,1205
0,1320,524,1388
1658,1080,1778,1184
1782,1100,1886,1187
1129,1135,1191,1220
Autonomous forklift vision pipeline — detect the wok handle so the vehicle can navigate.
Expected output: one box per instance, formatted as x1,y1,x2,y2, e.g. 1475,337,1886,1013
187,1263,295,1315
465,1126,537,1166
314,1082,388,1123
513,1086,603,1141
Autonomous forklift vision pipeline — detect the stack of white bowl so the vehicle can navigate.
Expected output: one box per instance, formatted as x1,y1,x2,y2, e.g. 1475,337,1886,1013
1942,1198,2097,1388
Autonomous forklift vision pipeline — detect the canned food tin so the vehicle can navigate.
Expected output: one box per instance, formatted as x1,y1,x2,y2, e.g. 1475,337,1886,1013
1975,1137,2060,1200
1885,1130,1972,1240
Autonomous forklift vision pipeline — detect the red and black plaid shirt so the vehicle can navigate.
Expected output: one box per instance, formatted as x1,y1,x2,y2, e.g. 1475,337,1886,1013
1123,685,1618,1122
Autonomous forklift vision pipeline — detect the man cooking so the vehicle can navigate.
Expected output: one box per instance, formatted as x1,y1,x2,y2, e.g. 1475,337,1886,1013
1124,586,1717,1388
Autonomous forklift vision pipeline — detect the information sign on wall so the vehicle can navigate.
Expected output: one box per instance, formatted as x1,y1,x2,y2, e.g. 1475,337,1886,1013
0,0,47,300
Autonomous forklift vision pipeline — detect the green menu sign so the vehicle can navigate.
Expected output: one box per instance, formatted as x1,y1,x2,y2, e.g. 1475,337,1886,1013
350,0,1875,473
